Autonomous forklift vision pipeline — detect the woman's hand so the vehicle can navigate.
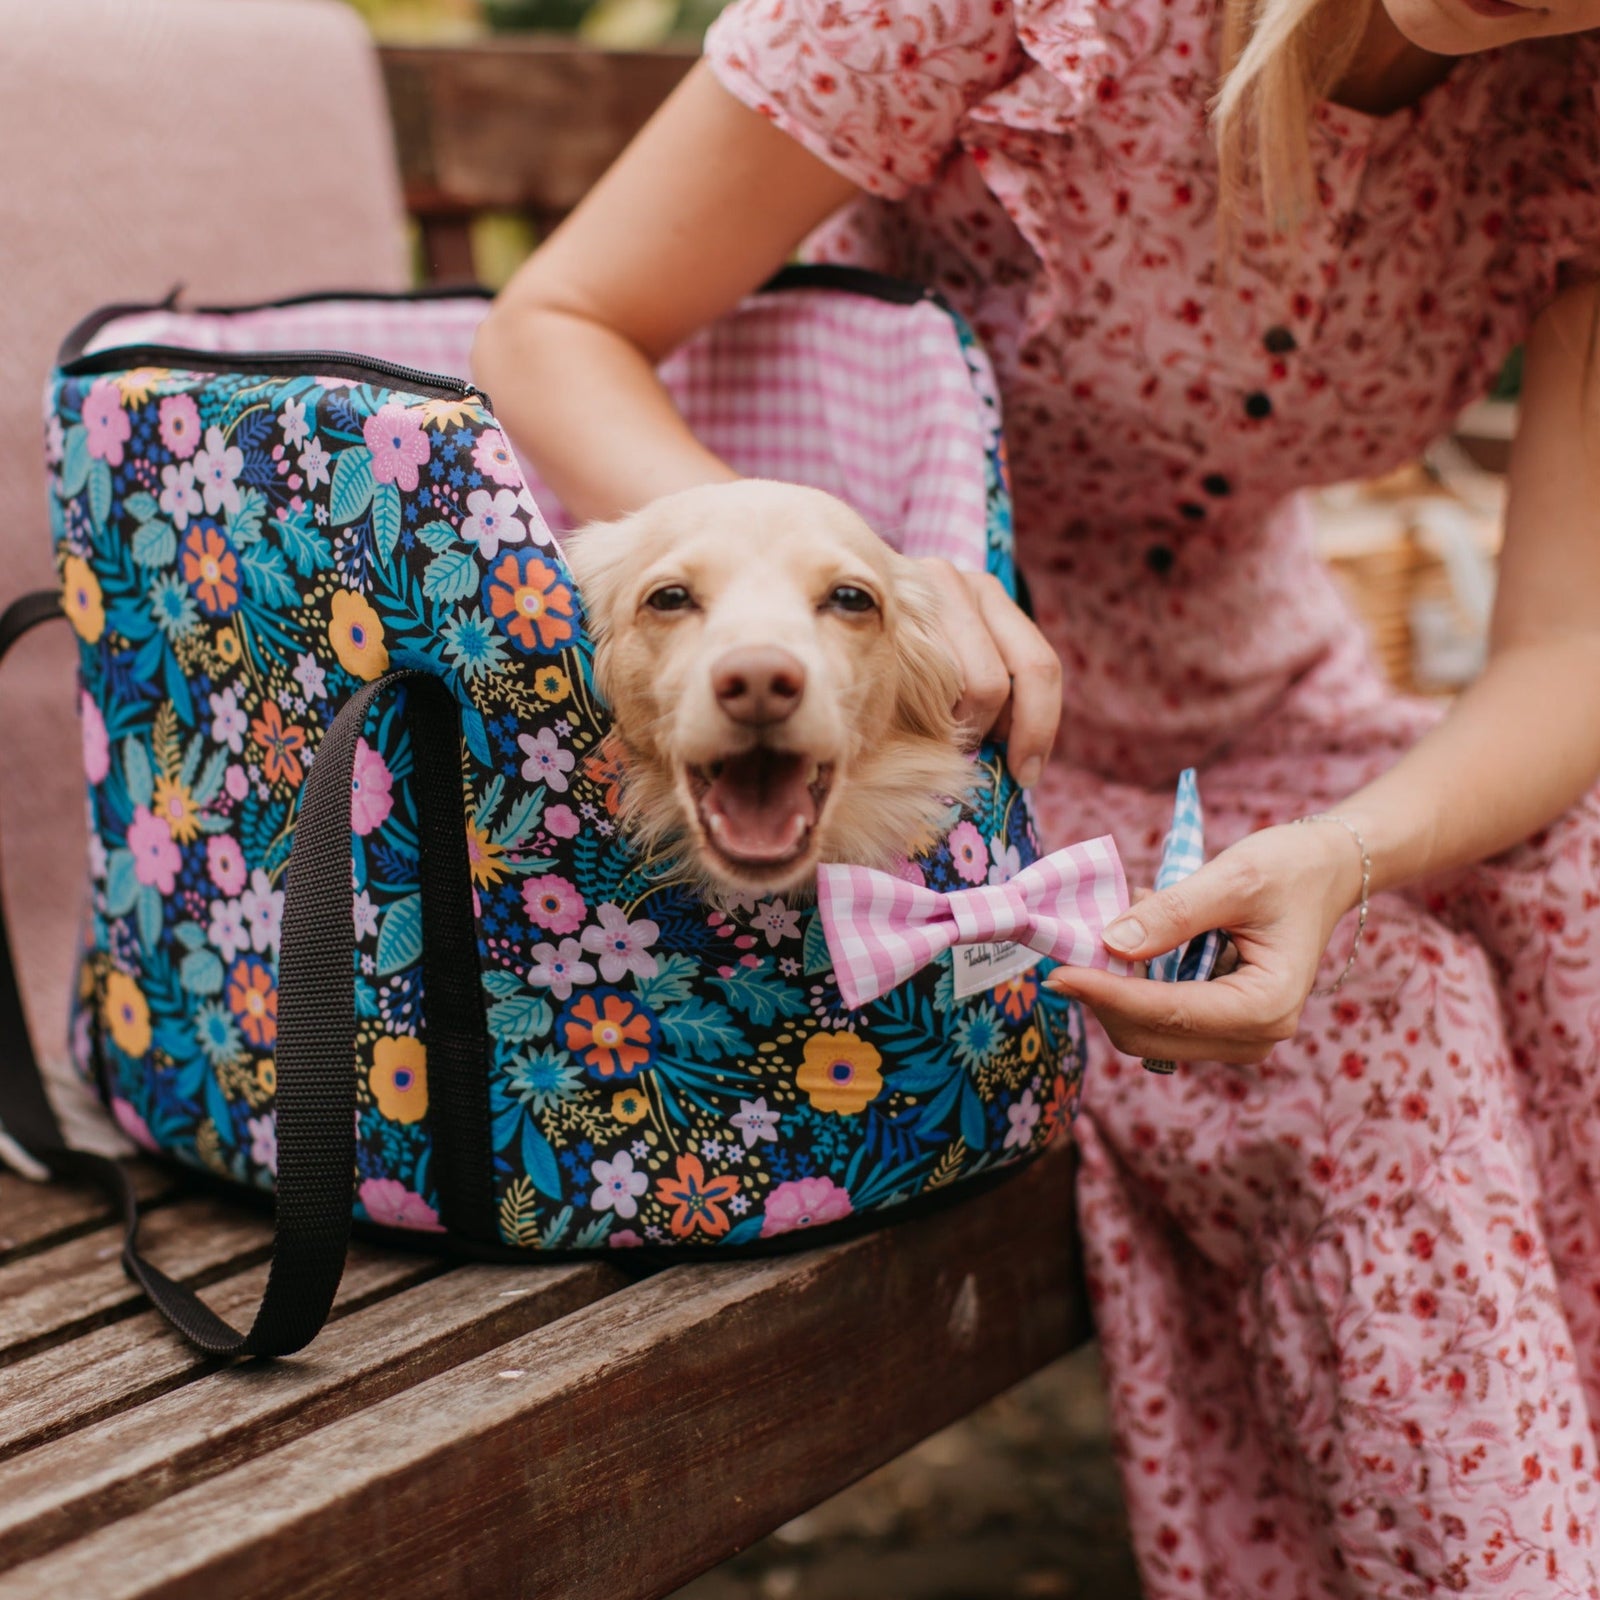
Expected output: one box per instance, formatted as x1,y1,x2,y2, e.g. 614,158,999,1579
1046,819,1367,1065
916,559,1062,787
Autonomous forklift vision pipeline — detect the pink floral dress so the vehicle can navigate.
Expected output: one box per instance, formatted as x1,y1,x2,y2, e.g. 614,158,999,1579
705,0,1600,1591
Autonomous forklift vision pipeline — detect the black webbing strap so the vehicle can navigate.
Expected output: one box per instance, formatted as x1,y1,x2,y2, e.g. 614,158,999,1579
0,611,487,1355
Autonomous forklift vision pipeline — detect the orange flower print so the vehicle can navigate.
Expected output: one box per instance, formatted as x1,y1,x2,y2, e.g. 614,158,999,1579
226,956,277,1048
993,971,1037,1023
558,989,656,1079
483,549,576,655
657,1154,739,1239
251,701,306,788
467,822,507,887
581,737,627,817
179,521,240,616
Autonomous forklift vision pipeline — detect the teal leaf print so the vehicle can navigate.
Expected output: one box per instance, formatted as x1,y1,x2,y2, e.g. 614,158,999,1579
634,952,698,1009
423,548,480,605
136,885,164,952
416,520,456,553
132,520,177,568
522,1122,563,1200
179,948,225,996
125,491,159,523
711,961,808,1025
329,448,376,525
59,425,89,497
104,849,138,917
123,737,154,809
487,995,554,1043
375,892,423,976
372,483,403,563
88,460,113,530
274,506,333,575
803,912,834,976
481,969,525,999
239,545,297,609
660,996,745,1056
174,921,207,952
231,488,268,545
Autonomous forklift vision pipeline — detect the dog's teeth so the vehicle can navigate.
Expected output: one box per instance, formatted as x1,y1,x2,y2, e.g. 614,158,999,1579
805,762,820,785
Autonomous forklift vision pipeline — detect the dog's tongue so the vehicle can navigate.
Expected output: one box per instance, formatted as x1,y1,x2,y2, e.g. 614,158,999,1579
703,751,816,863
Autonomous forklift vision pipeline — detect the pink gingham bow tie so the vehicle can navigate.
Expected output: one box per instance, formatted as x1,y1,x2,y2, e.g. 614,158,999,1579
816,836,1132,1010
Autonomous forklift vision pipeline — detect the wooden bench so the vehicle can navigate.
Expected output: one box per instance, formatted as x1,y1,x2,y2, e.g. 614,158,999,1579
1,35,1091,1598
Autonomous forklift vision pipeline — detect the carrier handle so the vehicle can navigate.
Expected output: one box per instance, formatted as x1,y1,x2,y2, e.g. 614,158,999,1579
0,619,487,1357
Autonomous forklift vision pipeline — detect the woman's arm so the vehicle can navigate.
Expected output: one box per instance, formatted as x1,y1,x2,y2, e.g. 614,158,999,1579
473,62,1064,781
1051,280,1600,1063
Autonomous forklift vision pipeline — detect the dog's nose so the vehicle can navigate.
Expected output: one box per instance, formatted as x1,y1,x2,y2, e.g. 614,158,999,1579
712,646,806,725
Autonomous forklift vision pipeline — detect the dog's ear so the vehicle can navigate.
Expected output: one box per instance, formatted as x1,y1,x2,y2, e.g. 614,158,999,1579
560,515,637,641
888,564,965,745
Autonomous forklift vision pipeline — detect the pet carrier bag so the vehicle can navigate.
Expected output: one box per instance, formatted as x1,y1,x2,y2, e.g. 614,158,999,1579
0,268,1129,1358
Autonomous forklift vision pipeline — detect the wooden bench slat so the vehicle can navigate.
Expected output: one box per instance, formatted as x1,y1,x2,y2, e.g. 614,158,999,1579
0,1245,440,1462
0,1260,624,1576
0,1166,173,1269
0,1145,1082,1600
0,1198,271,1364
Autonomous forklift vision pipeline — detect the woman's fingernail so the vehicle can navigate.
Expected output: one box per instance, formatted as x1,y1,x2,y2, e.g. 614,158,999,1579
1044,969,1077,992
1103,916,1144,954
1017,757,1042,788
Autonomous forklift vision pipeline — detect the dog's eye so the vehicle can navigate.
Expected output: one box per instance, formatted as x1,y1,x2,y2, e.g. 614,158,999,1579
644,585,695,613
824,585,877,614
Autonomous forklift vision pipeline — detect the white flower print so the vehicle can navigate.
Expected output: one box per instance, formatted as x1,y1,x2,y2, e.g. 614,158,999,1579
209,686,248,754
279,396,311,446
192,425,244,517
987,836,1023,887
239,868,283,956
208,897,250,964
518,727,575,792
297,435,332,490
352,890,380,941
1004,1088,1040,1151
729,1096,781,1149
293,651,327,701
159,460,203,531
526,937,596,1002
460,487,527,561
751,898,802,948
581,904,660,984
590,1149,649,1220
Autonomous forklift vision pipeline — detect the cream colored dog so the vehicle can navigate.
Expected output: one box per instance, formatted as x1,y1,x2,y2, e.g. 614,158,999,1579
563,480,975,897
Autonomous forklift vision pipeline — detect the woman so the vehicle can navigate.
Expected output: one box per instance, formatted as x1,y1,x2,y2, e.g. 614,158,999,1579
474,0,1600,1588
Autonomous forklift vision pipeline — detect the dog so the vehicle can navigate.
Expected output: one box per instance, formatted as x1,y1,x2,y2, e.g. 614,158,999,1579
562,479,975,898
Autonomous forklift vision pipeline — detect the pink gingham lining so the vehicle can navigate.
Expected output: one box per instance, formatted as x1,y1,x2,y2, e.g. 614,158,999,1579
84,289,994,570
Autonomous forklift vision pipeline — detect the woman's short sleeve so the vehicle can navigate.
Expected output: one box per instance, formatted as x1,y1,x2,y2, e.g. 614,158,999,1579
704,0,1021,199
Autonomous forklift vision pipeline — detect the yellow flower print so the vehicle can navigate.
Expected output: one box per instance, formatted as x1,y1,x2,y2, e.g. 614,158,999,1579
1019,1025,1042,1065
329,589,389,680
797,1030,884,1115
103,971,151,1057
534,666,571,703
415,396,480,431
467,822,507,887
256,1058,277,1096
151,775,201,844
114,367,165,405
371,1036,428,1124
612,1087,649,1124
216,628,242,665
61,556,105,644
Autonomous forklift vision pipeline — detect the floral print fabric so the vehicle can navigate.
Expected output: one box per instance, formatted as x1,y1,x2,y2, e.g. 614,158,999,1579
702,0,1600,1591
49,291,1081,1263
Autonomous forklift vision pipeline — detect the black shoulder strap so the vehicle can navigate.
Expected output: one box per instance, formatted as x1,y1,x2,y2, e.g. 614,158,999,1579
0,599,481,1356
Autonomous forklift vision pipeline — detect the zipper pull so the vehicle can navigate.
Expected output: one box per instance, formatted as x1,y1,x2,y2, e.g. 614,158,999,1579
460,381,492,409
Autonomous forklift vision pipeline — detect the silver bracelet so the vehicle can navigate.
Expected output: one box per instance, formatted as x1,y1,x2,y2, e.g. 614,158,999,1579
1294,812,1372,996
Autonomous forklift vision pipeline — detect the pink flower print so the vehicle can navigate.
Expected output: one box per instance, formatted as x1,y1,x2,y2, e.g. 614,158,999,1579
1004,1087,1041,1151
889,855,927,888
349,737,395,837
729,1096,782,1149
111,1095,159,1153
581,903,660,983
760,1176,853,1238
279,396,310,447
544,804,580,839
207,835,247,896
363,404,430,491
297,436,331,489
751,898,802,948
44,414,64,466
462,487,527,561
208,897,250,964
523,874,585,936
79,690,109,785
209,685,248,754
159,460,203,531
358,1177,443,1233
473,427,521,487
609,1229,644,1249
948,820,989,885
249,1112,278,1175
518,727,574,792
127,804,182,894
527,937,596,1002
158,394,201,459
193,426,244,517
987,836,1022,887
224,764,250,802
590,1149,650,1220
83,379,130,466
240,868,283,955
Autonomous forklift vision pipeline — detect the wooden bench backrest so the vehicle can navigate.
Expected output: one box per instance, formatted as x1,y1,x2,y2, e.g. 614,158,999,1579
379,40,696,283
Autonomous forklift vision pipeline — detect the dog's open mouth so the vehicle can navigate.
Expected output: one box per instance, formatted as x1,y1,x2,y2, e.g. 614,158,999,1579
688,751,834,869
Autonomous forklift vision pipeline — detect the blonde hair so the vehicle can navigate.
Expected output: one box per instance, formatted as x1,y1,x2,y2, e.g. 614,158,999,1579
1213,0,1375,231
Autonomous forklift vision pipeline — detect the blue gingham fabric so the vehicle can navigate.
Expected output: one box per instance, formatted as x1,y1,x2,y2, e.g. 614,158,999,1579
1148,768,1229,984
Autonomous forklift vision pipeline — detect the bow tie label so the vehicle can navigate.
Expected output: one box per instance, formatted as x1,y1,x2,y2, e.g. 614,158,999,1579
949,939,1042,1000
